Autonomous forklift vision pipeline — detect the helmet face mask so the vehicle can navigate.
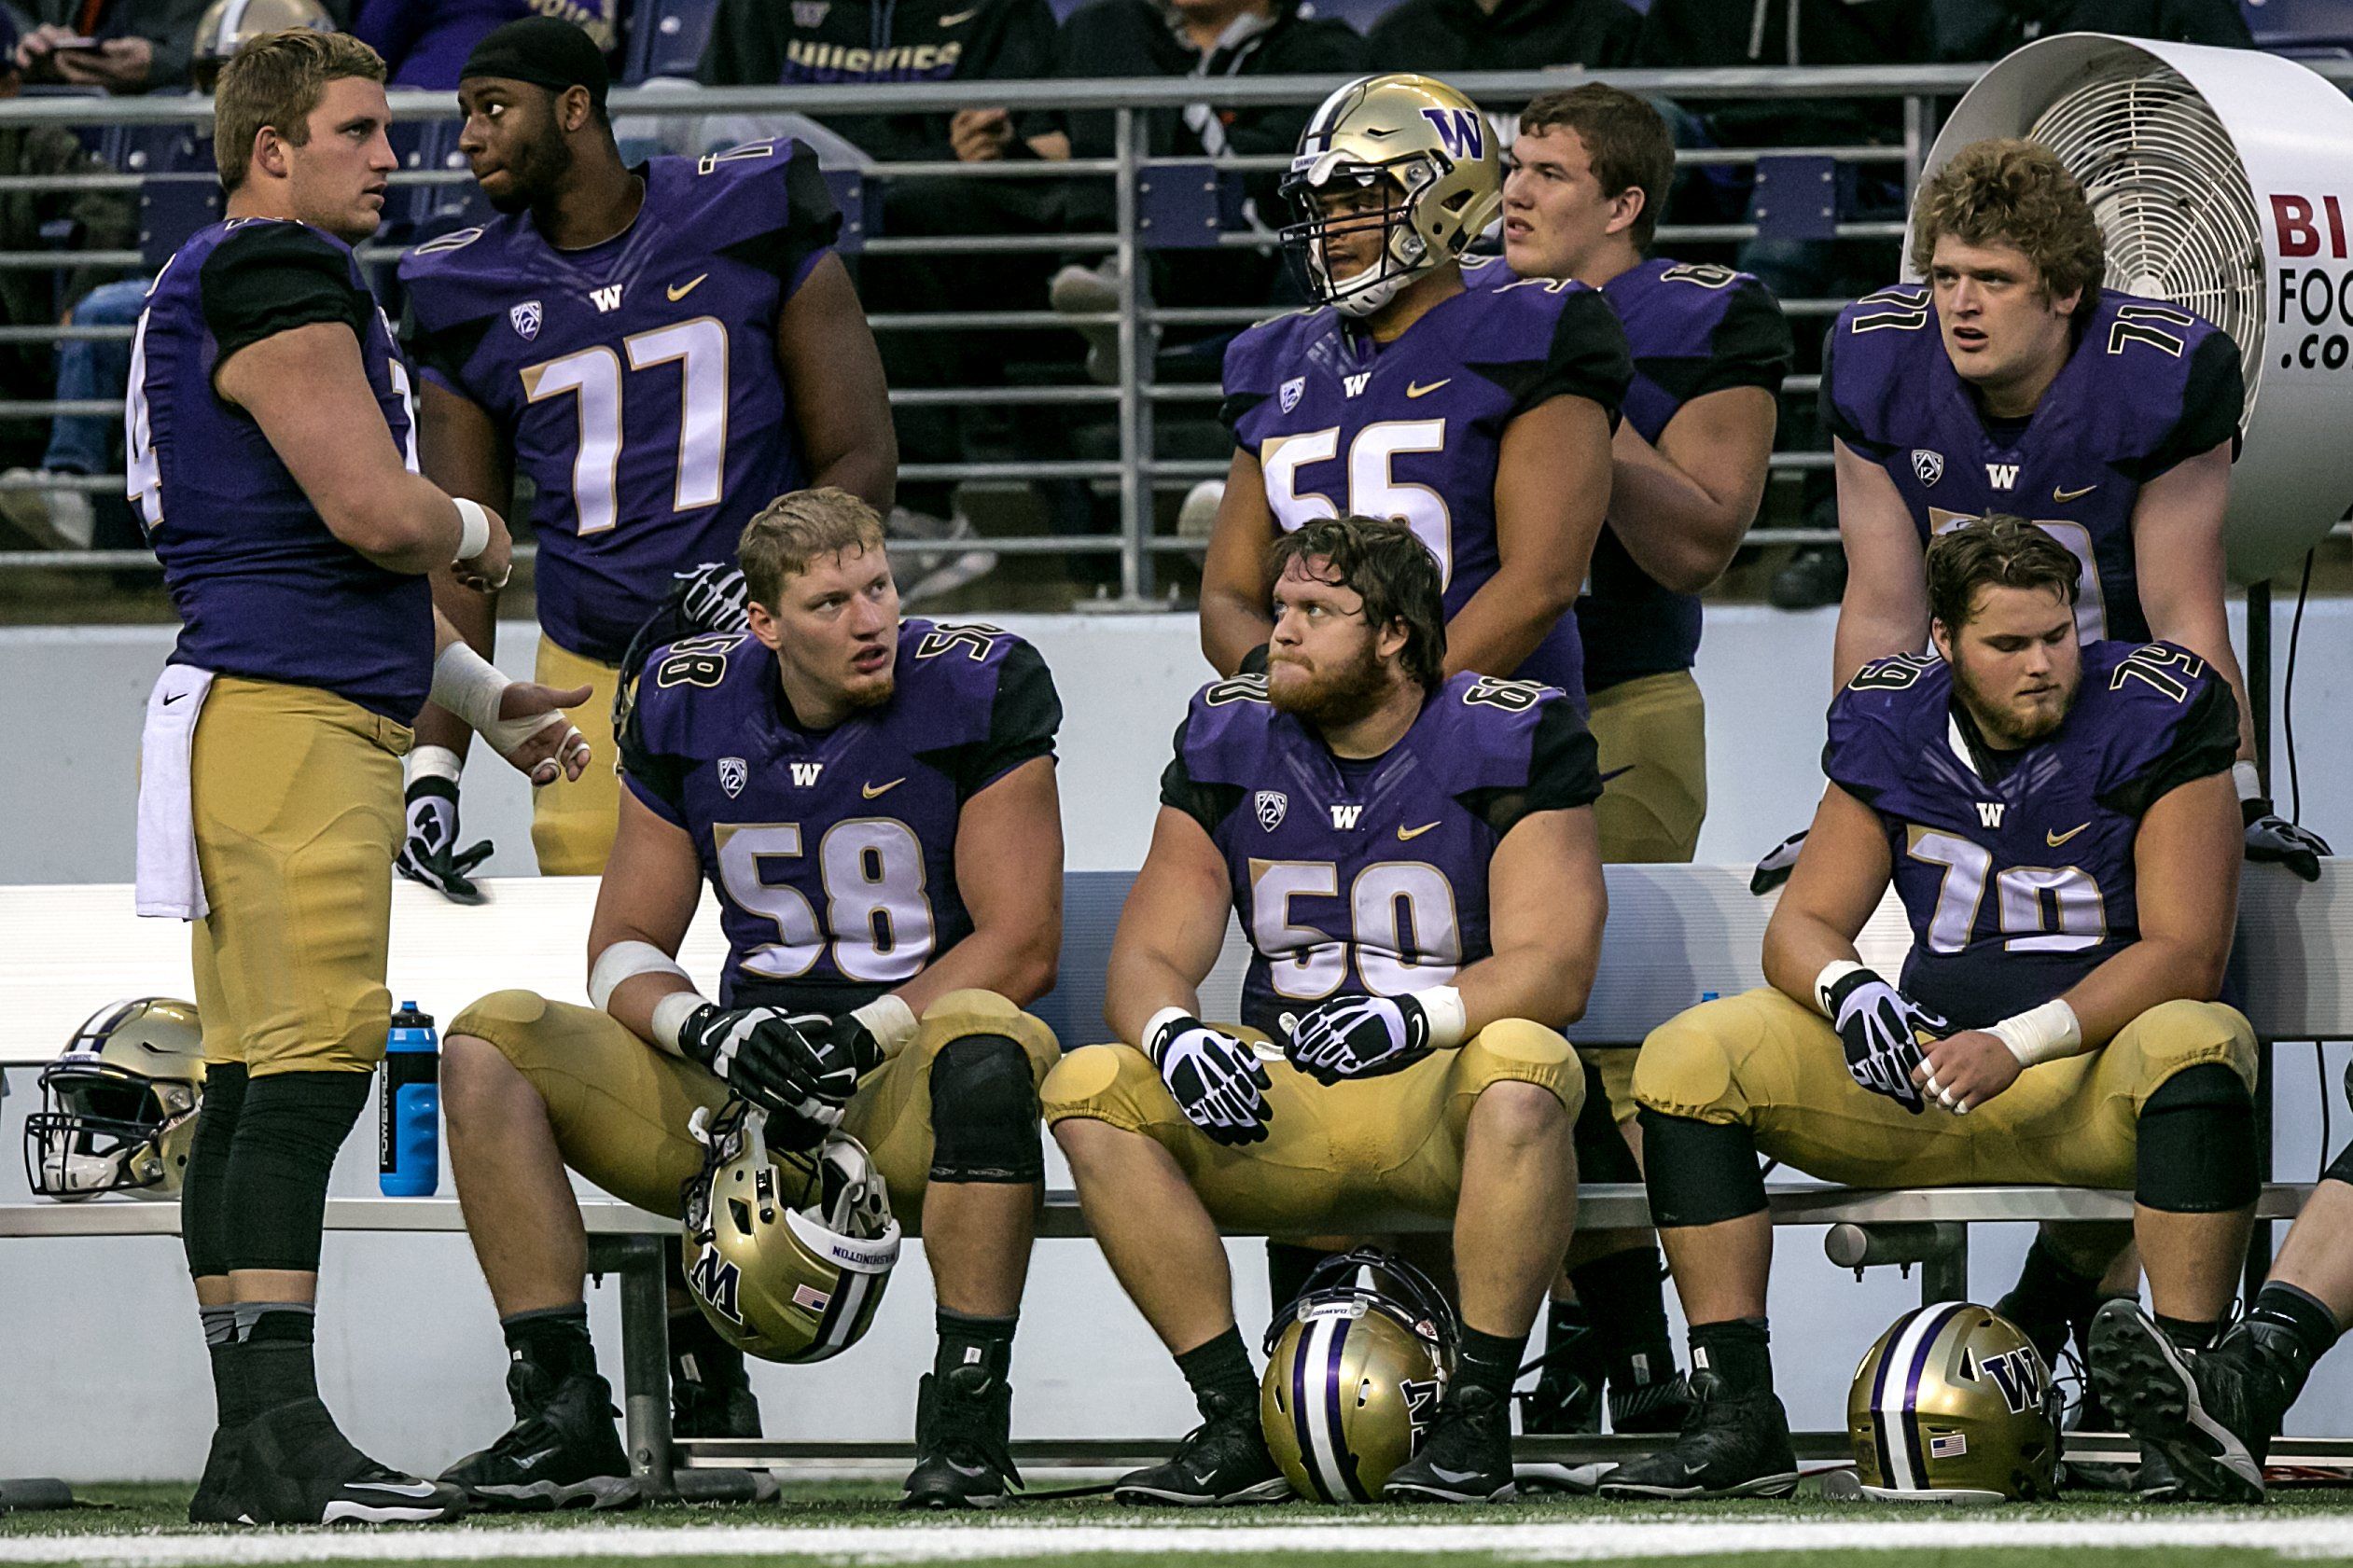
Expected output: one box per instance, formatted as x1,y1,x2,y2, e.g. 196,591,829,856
1260,1247,1459,1501
23,998,204,1201
1848,1303,2062,1504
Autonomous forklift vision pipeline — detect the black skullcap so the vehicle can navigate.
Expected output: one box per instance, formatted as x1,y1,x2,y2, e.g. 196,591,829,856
460,16,609,111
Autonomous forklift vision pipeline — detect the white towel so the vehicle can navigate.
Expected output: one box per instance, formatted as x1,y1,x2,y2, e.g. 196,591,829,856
134,663,214,920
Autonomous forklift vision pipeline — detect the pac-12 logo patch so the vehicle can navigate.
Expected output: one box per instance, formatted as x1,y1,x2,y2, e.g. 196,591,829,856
509,300,542,340
717,756,748,798
1911,448,1944,487
1255,790,1288,832
1279,376,1305,413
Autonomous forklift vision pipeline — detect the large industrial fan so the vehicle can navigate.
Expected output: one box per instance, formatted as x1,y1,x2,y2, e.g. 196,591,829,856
1918,35,2353,582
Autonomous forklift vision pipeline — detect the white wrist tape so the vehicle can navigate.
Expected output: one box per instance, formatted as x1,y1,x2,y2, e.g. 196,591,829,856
1989,999,2083,1069
1412,985,1468,1050
649,991,706,1055
452,497,491,562
431,641,568,759
407,742,463,786
2234,760,2262,804
851,994,919,1059
1143,1005,1190,1062
588,939,692,1014
1814,958,1868,1018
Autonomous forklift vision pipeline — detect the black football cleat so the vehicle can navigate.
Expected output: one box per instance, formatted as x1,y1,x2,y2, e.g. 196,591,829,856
1516,1325,1603,1435
441,1362,640,1512
1608,1364,1695,1436
226,1398,466,1525
1383,1383,1516,1504
673,1345,762,1439
1597,1370,1800,1500
2089,1300,2293,1505
902,1365,1022,1510
187,1423,244,1524
1112,1390,1291,1506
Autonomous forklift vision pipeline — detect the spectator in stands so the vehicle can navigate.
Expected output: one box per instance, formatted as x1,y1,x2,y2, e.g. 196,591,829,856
13,0,306,92
0,7,137,549
1367,0,1638,75
355,0,618,88
1934,0,2252,58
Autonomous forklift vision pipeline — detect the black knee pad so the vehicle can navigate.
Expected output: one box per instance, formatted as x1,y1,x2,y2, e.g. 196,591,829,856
928,1034,1042,1185
2326,1138,2353,1189
2137,1062,2259,1214
181,1061,247,1282
1637,1107,1767,1228
221,1069,372,1273
1571,1062,1641,1186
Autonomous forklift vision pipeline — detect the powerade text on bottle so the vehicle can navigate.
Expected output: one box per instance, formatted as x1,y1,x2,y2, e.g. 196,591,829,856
380,1002,439,1197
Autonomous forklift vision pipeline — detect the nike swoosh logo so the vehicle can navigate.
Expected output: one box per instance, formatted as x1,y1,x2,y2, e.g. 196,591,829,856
2053,483,2097,503
1599,764,1636,784
1406,378,1451,398
517,1446,564,1469
349,1482,441,1498
862,778,905,798
1427,1464,1486,1484
1398,821,1440,840
667,274,708,302
938,6,979,21
161,692,187,705
2047,823,2090,847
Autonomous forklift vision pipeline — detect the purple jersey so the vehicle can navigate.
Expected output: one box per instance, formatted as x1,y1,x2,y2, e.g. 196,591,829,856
1823,641,2237,1029
1821,284,2243,646
1162,672,1601,1036
618,619,1060,1015
400,142,839,664
1221,275,1632,705
131,219,432,722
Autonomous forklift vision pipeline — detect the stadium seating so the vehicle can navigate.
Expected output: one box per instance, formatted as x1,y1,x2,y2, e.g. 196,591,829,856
621,0,722,84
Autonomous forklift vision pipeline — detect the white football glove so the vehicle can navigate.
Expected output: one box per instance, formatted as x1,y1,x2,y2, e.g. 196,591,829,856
1280,994,1432,1084
1149,1013,1272,1146
1750,828,1807,895
1822,967,1947,1115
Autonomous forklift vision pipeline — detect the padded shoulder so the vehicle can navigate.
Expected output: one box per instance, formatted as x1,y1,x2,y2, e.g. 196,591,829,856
1820,284,1941,457
1822,653,1949,805
1173,673,1282,786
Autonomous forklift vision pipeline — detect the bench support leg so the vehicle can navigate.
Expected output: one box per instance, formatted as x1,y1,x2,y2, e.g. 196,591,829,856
612,1235,676,1500
1921,1228,1969,1306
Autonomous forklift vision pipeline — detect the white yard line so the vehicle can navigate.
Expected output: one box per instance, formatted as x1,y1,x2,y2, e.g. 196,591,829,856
5,1516,2353,1566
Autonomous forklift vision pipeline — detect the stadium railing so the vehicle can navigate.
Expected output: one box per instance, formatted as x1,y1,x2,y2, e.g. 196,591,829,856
2,862,2346,1489
18,62,2332,596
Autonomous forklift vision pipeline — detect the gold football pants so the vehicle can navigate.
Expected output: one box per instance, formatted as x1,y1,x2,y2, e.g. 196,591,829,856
1632,987,2257,1190
188,676,411,1076
448,988,1059,1221
530,634,620,876
1041,1020,1582,1232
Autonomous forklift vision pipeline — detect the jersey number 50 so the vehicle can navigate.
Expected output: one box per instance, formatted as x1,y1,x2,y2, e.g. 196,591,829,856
1260,422,1453,587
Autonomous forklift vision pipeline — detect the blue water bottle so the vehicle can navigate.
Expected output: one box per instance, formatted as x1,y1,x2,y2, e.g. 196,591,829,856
380,1002,439,1197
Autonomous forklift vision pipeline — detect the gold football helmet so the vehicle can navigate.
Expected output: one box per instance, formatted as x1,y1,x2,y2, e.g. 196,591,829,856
1261,1248,1458,1502
24,997,206,1200
192,0,338,90
679,1099,900,1364
1848,1302,2061,1503
1279,74,1502,318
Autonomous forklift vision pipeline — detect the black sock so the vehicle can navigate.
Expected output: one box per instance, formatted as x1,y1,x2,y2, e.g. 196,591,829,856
1545,1297,1592,1353
669,1303,748,1394
1265,1242,1330,1322
1174,1325,1258,1420
2155,1312,2224,1353
935,1307,1018,1390
1571,1248,1675,1385
1690,1318,1774,1398
2250,1281,2341,1393
1455,1325,1526,1404
2001,1238,2102,1362
503,1303,596,1383
237,1302,318,1416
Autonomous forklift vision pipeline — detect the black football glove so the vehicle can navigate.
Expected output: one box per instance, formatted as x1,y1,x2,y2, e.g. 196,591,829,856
395,772,491,905
1750,828,1807,895
2243,797,2331,882
1150,1014,1273,1145
674,560,751,637
1280,994,1432,1084
1823,967,1947,1115
677,1004,843,1149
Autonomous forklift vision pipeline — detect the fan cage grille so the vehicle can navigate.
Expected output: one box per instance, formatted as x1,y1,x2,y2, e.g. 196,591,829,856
2028,61,2263,429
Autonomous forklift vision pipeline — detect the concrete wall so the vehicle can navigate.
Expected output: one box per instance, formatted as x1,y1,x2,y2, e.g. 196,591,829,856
1,604,2347,1478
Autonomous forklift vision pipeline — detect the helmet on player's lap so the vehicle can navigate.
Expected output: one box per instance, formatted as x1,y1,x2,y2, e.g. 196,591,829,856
192,0,338,90
1278,73,1502,319
1847,1302,2061,1503
24,997,206,1200
678,1099,901,1364
1260,1247,1459,1502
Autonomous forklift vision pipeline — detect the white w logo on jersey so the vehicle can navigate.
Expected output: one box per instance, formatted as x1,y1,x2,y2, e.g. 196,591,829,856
1330,804,1364,830
590,284,624,312
790,762,824,787
1976,801,2006,828
1342,372,1371,398
1985,463,2019,491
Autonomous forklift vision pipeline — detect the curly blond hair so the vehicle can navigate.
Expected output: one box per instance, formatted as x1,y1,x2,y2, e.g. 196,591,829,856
1909,138,2105,315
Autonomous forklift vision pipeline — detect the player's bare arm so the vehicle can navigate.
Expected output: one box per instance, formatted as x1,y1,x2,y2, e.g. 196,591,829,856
1446,393,1611,677
1103,805,1238,1045
2132,441,2258,760
1831,437,1930,687
1760,782,1895,1003
891,754,1062,1018
1199,449,1280,675
413,381,515,757
584,786,707,1049
1457,805,1605,1033
1608,384,1778,594
776,254,897,512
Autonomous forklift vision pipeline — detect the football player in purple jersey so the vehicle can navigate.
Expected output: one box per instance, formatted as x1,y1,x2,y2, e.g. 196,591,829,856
1199,72,1631,707
1606,517,2258,1501
435,489,1065,1511
1049,514,1608,1506
397,17,895,892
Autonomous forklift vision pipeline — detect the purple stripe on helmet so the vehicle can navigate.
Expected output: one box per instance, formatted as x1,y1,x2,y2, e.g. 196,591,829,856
1900,1302,1968,1488
1325,1317,1373,1504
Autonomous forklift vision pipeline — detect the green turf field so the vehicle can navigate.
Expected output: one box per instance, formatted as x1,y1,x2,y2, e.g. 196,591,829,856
3,1482,2352,1568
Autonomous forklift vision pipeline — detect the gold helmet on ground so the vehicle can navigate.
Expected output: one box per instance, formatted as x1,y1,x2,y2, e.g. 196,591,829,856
24,997,206,1200
1260,1247,1458,1502
191,0,338,90
1278,73,1502,318
1848,1301,2061,1503
679,1099,900,1364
